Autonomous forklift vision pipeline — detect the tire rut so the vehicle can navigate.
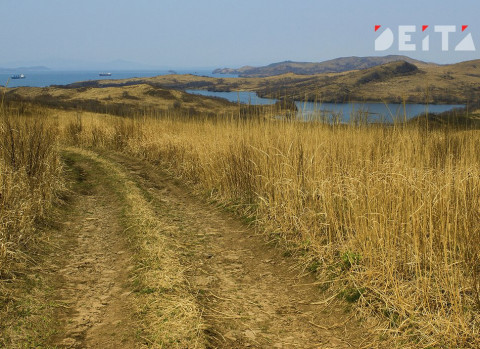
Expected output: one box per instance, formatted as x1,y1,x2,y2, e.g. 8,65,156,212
51,155,137,348
105,152,368,349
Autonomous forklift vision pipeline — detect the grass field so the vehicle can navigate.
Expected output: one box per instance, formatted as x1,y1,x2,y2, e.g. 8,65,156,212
59,109,480,347
0,104,61,279
0,104,63,347
1,99,479,347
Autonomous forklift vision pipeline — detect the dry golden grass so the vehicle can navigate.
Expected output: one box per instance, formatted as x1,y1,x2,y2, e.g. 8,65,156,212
1,95,478,347
61,110,480,348
0,103,63,347
7,83,239,116
0,104,62,280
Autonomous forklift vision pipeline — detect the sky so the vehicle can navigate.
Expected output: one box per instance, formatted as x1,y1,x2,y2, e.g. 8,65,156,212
1,0,479,69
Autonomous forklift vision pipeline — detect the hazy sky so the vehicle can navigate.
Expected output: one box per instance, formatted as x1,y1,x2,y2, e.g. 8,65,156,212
1,0,479,69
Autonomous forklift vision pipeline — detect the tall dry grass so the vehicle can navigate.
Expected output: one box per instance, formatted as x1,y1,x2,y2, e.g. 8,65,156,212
64,111,480,347
0,104,61,280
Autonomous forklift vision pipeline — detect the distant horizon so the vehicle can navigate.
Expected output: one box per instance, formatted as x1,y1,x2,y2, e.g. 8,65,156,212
0,54,477,72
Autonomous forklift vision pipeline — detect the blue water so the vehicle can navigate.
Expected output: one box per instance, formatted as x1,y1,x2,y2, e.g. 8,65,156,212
0,69,238,88
186,90,278,105
185,89,464,122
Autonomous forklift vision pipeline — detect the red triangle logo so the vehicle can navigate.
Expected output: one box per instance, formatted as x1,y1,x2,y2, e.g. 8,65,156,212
462,25,468,32
375,25,381,32
422,25,428,32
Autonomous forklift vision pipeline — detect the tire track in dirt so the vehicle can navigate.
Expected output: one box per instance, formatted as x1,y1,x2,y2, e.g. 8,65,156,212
51,154,137,348
106,152,369,349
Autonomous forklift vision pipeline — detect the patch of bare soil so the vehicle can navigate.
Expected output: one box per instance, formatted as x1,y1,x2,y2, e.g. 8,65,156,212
50,156,137,348
107,152,369,349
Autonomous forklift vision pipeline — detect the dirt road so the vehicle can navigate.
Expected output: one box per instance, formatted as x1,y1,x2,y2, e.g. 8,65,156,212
48,148,367,348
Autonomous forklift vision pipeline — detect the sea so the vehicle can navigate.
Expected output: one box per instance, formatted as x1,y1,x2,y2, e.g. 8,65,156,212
0,69,237,88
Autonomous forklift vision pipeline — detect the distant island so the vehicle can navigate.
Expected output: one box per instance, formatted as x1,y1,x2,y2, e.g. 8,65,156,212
0,66,50,73
213,55,434,77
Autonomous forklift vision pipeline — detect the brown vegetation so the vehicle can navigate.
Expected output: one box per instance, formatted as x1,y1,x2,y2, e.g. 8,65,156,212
58,109,480,348
1,86,479,347
0,103,62,347
0,104,61,280
4,84,294,119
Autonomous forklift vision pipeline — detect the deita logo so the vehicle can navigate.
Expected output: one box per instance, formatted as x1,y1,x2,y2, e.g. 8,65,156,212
375,25,475,51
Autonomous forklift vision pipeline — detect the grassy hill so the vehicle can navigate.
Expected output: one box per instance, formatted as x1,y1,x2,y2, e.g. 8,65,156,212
5,84,237,116
213,55,433,77
4,83,295,119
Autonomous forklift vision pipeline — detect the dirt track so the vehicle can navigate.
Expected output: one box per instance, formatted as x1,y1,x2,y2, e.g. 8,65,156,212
51,153,137,348
50,149,366,348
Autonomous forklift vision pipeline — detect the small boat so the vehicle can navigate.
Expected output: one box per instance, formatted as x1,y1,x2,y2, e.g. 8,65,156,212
11,74,26,79
99,72,112,76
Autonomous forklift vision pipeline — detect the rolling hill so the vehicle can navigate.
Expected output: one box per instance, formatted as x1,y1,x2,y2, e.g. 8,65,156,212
213,55,433,77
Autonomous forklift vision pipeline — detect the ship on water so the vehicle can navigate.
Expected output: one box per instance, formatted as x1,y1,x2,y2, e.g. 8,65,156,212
99,72,112,76
11,74,26,79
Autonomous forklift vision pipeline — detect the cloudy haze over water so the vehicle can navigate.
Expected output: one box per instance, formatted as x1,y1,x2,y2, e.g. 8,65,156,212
1,0,479,69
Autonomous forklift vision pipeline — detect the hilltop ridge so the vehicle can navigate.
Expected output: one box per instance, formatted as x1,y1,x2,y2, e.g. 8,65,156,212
213,55,433,77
